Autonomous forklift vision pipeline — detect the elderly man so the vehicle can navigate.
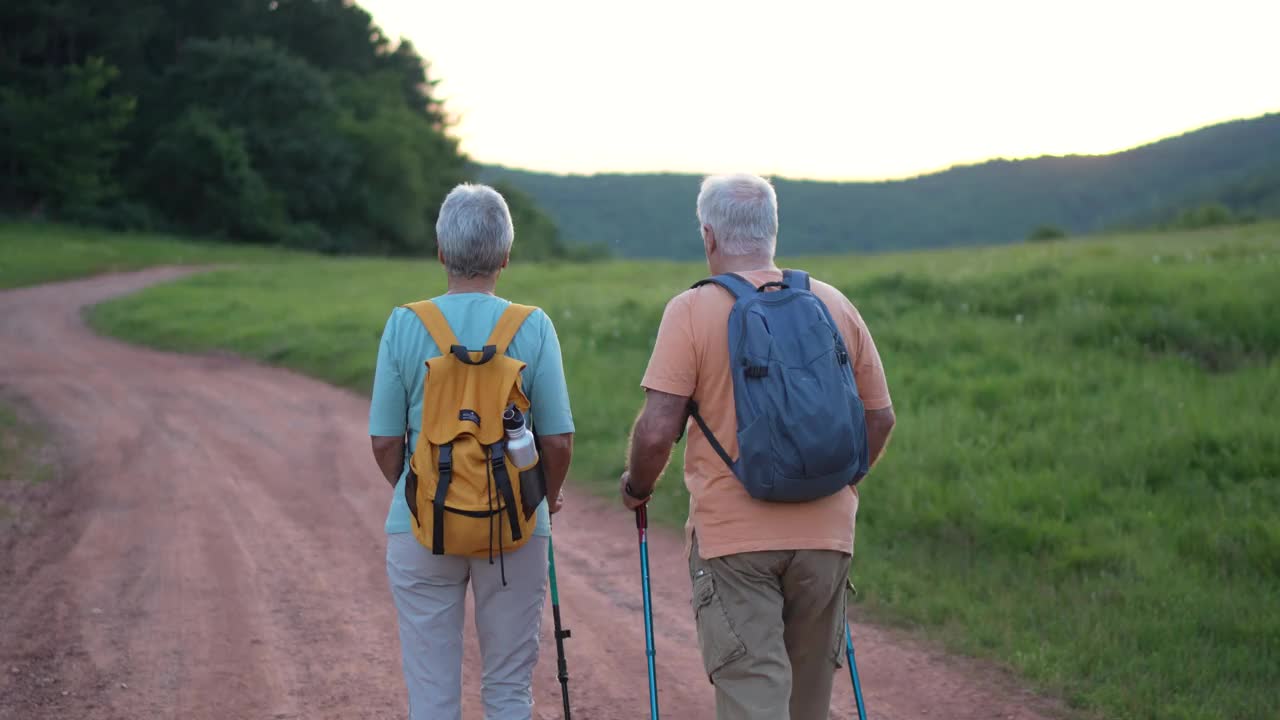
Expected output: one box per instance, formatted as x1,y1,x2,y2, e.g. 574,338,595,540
620,174,896,719
369,184,574,720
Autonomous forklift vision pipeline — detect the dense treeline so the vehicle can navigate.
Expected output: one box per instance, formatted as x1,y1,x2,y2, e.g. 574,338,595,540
0,0,578,259
1157,161,1280,228
479,113,1280,258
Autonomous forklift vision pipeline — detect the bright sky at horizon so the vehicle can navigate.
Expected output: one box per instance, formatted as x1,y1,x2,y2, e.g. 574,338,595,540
360,0,1279,182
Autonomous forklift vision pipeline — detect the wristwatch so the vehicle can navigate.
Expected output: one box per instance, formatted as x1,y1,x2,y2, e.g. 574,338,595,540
624,482,651,500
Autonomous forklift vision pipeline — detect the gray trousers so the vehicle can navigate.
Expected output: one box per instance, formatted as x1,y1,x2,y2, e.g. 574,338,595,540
386,532,549,720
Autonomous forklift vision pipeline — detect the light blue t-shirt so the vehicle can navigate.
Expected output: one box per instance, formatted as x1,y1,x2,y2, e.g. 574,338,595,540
369,293,575,536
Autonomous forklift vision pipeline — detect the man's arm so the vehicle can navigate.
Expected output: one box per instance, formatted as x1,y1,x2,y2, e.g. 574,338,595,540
619,389,690,508
837,296,895,472
865,406,896,468
538,432,573,513
371,435,406,487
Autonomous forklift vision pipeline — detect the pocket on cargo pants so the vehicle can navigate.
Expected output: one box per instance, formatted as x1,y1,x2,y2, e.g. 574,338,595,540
691,567,747,682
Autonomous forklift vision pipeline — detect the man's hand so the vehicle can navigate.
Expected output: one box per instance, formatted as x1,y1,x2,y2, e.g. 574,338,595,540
549,490,566,514
618,470,651,511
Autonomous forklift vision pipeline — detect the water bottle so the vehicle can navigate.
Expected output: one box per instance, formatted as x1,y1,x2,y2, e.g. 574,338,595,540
503,404,539,471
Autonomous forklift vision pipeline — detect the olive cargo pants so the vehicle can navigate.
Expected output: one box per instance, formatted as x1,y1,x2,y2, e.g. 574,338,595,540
689,535,852,720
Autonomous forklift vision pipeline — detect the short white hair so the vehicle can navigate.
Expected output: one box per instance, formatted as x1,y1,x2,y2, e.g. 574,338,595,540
696,174,778,257
435,184,515,278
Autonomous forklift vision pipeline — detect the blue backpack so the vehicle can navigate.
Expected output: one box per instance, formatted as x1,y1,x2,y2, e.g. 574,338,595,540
688,270,869,502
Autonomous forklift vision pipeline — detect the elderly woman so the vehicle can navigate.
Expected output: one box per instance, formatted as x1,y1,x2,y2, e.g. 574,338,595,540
369,184,574,720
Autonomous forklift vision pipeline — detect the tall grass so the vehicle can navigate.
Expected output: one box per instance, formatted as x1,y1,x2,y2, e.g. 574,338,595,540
79,222,1280,719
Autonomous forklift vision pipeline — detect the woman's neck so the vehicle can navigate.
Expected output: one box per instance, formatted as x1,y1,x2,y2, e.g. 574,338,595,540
445,273,499,296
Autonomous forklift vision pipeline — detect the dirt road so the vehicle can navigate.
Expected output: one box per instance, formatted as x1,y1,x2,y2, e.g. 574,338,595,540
0,269,1061,719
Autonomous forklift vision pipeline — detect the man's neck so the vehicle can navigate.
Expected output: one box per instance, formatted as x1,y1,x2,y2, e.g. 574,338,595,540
710,254,778,276
445,273,499,296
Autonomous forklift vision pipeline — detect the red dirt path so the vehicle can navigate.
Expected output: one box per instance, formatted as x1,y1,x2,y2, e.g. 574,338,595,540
0,269,1063,719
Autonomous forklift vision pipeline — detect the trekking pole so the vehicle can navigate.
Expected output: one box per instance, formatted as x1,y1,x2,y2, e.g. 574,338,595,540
547,534,572,719
636,505,660,720
845,621,868,720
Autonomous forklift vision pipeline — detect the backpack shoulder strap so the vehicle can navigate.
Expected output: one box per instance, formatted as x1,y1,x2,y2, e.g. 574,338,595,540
403,300,460,351
688,400,737,472
782,269,811,291
691,272,756,300
485,303,538,356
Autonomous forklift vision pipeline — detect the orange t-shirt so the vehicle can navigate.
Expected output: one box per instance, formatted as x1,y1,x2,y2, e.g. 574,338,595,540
641,269,892,559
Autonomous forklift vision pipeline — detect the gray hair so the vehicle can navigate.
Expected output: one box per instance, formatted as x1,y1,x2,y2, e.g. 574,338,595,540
435,184,515,278
696,174,778,257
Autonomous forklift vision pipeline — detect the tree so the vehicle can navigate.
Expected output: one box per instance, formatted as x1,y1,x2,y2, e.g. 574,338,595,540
1170,203,1236,230
331,71,466,254
0,57,134,214
498,184,571,262
0,0,576,258
1027,224,1067,242
142,107,281,241
151,38,354,224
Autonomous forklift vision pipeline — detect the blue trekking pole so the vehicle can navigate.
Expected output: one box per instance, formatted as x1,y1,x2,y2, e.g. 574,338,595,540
548,534,572,718
636,505,660,719
845,621,868,720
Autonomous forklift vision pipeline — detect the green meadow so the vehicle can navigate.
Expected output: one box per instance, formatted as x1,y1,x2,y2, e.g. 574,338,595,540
0,222,295,290
6,221,1277,719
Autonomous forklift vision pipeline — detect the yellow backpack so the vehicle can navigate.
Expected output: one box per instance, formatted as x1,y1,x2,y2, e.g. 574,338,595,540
401,300,542,561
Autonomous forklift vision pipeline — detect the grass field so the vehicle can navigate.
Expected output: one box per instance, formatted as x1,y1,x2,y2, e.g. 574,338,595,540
0,222,295,290
7,220,1280,718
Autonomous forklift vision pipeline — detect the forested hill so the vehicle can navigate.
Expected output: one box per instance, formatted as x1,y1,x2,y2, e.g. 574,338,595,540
479,113,1280,258
0,0,572,260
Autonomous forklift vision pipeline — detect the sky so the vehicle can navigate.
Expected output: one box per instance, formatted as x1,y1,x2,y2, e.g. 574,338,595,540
360,0,1280,182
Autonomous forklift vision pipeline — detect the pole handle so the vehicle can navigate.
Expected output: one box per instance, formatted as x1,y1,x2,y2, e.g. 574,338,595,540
636,504,648,530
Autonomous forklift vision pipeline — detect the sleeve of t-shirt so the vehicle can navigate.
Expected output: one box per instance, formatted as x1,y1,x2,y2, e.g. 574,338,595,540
640,291,697,397
525,310,575,435
369,310,409,437
846,306,892,411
